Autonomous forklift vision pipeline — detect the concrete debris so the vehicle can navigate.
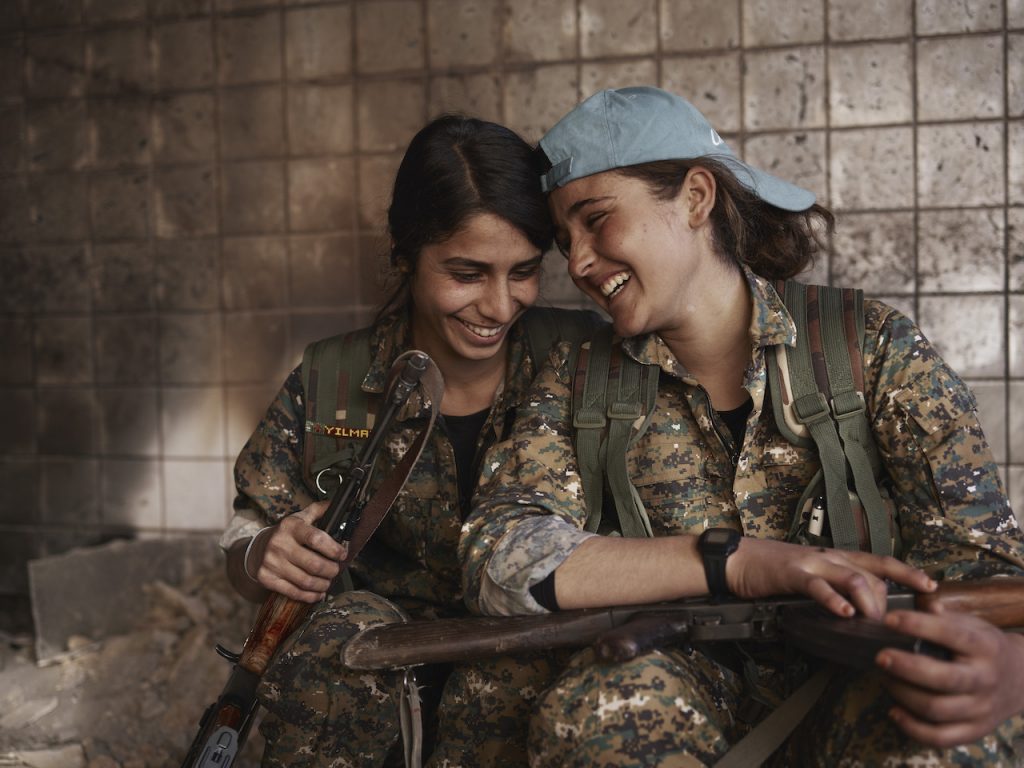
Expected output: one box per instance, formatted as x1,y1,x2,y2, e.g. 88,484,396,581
1,538,268,768
28,538,224,664
0,697,58,731
0,744,85,768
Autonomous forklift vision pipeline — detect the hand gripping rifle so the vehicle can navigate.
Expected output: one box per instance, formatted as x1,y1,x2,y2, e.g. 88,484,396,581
181,350,444,768
341,576,1024,672
343,575,1024,768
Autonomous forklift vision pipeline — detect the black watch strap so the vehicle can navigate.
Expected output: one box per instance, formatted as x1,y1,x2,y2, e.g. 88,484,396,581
698,528,741,600
704,551,729,598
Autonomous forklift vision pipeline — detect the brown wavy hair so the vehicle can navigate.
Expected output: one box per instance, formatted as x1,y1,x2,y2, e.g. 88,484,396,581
614,158,833,280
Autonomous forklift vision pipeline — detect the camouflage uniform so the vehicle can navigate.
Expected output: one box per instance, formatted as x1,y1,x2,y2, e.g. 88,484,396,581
223,312,573,767
460,270,1024,767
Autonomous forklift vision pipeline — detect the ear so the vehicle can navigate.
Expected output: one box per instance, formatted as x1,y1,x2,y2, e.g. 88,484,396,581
680,166,716,228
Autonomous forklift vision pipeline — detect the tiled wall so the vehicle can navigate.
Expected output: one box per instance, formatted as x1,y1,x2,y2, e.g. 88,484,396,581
0,0,1022,624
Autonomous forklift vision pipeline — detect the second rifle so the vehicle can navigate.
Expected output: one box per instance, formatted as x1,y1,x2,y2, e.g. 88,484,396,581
180,350,443,768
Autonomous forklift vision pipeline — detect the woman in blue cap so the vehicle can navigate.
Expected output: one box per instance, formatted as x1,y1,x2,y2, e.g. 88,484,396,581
459,87,1024,766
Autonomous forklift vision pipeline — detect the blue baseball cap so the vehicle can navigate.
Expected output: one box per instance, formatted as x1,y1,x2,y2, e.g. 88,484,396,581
539,86,815,212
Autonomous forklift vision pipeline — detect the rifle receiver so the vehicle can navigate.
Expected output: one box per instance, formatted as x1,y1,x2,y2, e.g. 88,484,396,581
195,726,238,767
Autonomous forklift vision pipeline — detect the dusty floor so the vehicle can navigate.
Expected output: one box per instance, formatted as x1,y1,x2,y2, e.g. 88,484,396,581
0,552,267,768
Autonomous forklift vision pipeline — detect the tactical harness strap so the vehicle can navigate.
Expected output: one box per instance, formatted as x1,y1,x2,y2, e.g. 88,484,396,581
302,326,375,496
767,281,894,555
570,282,895,552
572,324,659,538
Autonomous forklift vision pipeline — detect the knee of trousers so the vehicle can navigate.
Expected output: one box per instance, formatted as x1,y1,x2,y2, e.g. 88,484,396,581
440,652,566,724
260,590,409,709
530,649,737,766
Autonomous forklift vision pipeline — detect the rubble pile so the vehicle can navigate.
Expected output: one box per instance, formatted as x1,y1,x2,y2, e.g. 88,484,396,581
0,542,267,768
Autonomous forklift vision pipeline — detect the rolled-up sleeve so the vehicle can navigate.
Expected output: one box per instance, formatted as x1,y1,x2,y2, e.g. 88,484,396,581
461,343,597,615
477,516,596,615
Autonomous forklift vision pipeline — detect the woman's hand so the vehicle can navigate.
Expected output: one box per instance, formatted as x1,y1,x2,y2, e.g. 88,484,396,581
727,538,935,619
249,501,348,603
877,605,1024,747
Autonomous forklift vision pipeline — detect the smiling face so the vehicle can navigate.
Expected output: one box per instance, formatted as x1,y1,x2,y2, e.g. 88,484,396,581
550,168,723,340
409,212,542,370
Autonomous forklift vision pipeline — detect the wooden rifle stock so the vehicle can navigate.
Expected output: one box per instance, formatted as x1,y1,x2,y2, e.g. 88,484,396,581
180,351,440,768
914,575,1024,626
341,576,1024,672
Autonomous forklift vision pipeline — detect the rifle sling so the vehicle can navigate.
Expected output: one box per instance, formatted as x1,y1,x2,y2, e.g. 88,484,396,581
399,670,424,768
336,355,444,574
713,666,833,768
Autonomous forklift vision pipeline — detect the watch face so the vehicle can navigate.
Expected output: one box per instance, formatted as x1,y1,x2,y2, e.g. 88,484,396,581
704,530,733,547
701,528,740,555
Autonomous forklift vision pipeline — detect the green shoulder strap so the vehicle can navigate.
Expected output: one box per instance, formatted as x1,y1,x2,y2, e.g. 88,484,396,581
571,325,659,538
520,305,605,370
768,281,893,555
300,326,376,499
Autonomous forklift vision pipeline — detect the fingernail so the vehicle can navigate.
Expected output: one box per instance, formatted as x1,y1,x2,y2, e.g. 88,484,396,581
877,653,892,670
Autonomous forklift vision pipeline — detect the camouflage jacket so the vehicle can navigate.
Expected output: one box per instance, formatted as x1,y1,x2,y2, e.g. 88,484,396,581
223,311,545,618
461,270,1024,616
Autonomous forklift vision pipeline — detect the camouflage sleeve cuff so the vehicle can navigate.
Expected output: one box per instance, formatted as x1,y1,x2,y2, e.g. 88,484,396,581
478,517,597,616
218,507,269,551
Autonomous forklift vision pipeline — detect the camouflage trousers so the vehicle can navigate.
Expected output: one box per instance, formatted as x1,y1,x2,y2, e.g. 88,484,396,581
258,591,562,768
530,646,1024,768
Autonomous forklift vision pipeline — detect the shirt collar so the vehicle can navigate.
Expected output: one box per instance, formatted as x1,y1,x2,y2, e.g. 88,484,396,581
620,266,797,378
361,311,536,420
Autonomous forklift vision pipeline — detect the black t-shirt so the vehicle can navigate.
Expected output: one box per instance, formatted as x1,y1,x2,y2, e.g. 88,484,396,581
443,408,491,519
716,397,753,461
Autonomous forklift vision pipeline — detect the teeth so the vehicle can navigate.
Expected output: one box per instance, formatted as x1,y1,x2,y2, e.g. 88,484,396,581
458,318,504,338
600,272,630,298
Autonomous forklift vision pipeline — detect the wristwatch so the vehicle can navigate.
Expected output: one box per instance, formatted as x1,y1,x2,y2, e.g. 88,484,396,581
698,528,742,600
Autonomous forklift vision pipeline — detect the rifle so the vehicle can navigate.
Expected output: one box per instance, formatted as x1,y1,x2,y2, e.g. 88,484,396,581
342,576,1024,672
181,350,443,768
